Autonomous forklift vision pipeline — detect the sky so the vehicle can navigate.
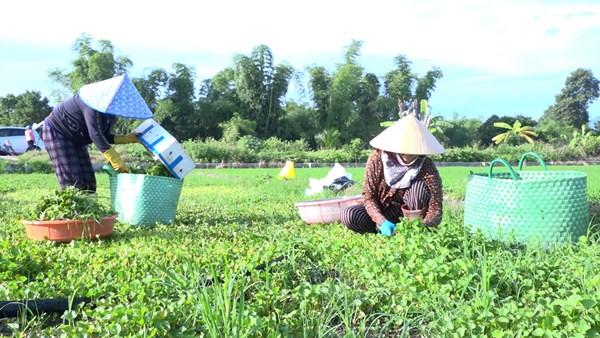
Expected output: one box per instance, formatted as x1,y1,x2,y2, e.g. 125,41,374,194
1,0,599,123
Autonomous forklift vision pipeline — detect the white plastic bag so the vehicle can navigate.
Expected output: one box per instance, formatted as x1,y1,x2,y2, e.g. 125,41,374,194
305,163,353,196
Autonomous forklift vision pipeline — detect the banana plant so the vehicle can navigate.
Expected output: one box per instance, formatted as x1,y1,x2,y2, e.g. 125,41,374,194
492,120,538,145
380,99,442,135
568,125,594,150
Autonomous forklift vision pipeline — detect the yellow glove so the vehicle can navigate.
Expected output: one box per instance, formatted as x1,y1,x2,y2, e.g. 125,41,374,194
114,133,140,144
103,147,130,173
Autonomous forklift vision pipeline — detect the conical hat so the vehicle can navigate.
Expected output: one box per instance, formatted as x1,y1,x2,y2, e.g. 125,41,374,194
369,114,445,155
78,74,153,119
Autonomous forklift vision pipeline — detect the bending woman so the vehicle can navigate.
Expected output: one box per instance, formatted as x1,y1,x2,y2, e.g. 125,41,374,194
341,114,444,236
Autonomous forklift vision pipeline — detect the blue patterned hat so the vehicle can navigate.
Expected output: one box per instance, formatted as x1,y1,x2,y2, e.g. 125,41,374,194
78,74,153,119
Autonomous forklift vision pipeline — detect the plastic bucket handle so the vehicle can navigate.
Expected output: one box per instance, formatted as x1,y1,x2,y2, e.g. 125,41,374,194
518,152,547,171
488,158,519,181
102,165,118,177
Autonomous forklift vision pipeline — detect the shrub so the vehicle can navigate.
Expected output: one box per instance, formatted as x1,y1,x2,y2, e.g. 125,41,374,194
237,135,264,152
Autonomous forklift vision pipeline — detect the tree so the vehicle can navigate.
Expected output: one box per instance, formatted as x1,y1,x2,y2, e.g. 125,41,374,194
277,102,318,147
383,55,443,120
491,120,538,145
346,72,382,143
0,91,52,127
196,68,242,140
306,65,332,130
233,45,294,137
310,40,381,144
441,115,482,147
536,118,575,145
540,68,600,128
594,120,600,133
314,128,341,150
133,68,168,112
328,40,364,133
153,63,197,141
48,33,132,101
219,113,255,144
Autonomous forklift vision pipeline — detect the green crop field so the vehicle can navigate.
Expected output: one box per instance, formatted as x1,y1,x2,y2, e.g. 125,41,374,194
1,165,600,337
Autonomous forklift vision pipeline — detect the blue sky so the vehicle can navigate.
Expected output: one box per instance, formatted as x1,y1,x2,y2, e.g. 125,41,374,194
1,0,599,123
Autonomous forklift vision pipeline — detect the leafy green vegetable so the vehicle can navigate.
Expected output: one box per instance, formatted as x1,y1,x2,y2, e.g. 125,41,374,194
129,160,174,177
24,186,115,221
145,162,173,177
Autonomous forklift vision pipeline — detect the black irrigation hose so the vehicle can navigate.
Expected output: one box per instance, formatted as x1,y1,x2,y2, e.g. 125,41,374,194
0,297,92,319
0,255,289,318
202,254,288,287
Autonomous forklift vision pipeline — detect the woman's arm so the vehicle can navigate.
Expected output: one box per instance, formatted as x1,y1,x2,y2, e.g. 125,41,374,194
362,151,387,226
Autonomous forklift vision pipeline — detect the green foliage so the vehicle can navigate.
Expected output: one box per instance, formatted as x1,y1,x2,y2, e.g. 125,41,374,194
0,91,52,126
342,138,364,162
383,55,443,118
118,143,151,163
564,125,600,157
233,45,294,137
0,152,54,173
429,143,580,163
438,115,482,148
2,167,600,336
314,128,341,150
18,157,54,173
329,41,364,132
183,138,247,163
152,64,198,142
48,33,132,96
478,115,537,147
540,68,600,128
23,186,114,221
537,118,576,144
130,162,174,178
262,137,310,153
491,120,538,145
236,135,264,153
277,102,318,147
219,113,255,144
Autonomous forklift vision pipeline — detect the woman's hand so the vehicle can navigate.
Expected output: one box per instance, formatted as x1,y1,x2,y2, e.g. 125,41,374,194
379,220,396,236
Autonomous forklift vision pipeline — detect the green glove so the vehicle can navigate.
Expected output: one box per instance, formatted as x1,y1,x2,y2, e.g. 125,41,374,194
103,147,130,173
114,133,140,144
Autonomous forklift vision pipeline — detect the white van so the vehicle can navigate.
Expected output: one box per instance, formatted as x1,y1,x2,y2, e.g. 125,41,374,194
0,126,46,155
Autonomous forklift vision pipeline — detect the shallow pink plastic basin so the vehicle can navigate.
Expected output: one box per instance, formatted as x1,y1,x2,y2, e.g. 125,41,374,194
295,195,362,224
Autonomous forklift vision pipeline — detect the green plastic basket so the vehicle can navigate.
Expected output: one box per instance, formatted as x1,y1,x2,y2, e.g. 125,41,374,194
104,166,183,227
464,152,589,247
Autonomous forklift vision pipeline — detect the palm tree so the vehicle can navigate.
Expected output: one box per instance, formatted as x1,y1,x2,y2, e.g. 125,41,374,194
314,129,341,150
491,120,538,145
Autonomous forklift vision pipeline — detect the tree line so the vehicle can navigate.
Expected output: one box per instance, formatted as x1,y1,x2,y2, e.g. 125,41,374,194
1,33,599,151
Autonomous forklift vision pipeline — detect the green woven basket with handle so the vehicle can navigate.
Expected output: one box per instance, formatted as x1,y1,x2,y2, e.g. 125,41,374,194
464,152,589,247
103,165,183,227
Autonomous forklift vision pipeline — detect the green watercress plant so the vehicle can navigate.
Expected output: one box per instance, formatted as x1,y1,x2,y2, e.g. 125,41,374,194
130,162,174,177
24,186,115,221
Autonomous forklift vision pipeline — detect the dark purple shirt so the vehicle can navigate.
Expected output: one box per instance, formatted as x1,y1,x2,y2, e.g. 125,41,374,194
47,94,116,152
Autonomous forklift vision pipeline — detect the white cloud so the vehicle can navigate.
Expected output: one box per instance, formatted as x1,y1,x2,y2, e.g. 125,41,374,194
1,0,599,118
2,0,597,77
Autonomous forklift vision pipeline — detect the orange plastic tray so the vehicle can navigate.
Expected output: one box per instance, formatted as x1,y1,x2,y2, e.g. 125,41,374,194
21,214,117,243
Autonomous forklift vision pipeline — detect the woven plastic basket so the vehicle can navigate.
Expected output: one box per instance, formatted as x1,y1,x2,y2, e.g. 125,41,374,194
464,152,589,247
104,166,183,227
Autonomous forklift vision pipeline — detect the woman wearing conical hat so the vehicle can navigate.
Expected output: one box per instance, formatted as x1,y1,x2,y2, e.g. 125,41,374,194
341,114,444,235
42,74,153,192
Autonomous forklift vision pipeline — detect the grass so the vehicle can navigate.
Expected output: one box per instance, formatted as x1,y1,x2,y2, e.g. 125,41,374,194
1,165,600,337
